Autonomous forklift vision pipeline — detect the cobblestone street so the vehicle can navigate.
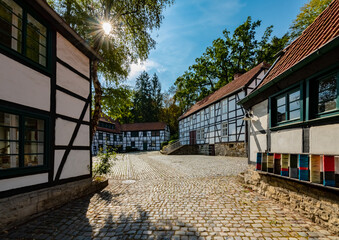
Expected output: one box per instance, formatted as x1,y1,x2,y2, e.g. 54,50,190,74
2,152,338,240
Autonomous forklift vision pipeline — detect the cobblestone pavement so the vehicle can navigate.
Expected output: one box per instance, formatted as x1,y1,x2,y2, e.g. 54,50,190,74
2,152,338,240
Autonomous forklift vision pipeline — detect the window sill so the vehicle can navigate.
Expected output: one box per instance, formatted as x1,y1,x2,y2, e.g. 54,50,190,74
0,166,49,179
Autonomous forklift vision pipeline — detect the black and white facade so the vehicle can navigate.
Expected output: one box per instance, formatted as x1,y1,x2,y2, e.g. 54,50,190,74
92,119,170,154
0,0,100,197
178,63,270,156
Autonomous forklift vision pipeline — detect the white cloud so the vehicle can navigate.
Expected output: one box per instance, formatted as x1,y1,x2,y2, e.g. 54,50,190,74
128,60,167,79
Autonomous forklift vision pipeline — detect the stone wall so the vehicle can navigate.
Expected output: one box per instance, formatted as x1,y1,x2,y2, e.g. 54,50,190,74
215,142,246,157
243,166,339,235
0,178,108,231
168,145,199,155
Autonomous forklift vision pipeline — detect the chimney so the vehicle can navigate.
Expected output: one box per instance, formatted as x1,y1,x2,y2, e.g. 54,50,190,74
234,73,243,79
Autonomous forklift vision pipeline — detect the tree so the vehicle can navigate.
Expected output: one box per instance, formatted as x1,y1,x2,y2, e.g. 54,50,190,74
132,71,163,122
174,17,289,110
100,85,134,124
289,0,332,40
159,86,182,139
47,0,173,136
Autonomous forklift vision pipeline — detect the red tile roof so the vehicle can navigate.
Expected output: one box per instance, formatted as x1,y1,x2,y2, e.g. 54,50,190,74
178,62,270,120
259,0,339,87
121,122,167,131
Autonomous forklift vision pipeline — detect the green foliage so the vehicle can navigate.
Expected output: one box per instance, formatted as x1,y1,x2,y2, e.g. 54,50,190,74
161,141,169,149
48,0,173,83
101,85,134,124
289,0,332,40
93,149,117,177
174,17,289,110
132,71,163,122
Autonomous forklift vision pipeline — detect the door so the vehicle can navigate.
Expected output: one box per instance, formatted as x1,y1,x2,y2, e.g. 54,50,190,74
143,141,148,151
189,131,196,145
209,144,215,156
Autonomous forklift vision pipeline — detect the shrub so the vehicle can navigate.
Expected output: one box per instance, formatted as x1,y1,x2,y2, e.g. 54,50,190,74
92,149,117,177
161,141,169,149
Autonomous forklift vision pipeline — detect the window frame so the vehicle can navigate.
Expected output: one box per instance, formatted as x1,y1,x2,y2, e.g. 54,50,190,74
0,106,50,178
221,122,228,137
269,82,303,128
0,0,51,72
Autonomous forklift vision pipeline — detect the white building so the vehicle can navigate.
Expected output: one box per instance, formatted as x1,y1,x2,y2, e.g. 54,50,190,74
0,0,100,197
92,116,170,154
239,1,339,187
178,62,270,156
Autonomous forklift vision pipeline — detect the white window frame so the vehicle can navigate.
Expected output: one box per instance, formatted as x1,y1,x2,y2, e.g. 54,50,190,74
222,122,228,137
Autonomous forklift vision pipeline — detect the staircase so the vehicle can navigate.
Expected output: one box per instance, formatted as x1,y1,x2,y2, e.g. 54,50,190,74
161,140,182,155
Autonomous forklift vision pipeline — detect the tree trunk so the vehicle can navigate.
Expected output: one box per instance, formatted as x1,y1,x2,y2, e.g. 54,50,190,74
91,59,102,137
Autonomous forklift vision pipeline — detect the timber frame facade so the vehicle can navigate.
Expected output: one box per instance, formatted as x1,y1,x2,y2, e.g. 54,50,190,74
0,0,101,198
178,62,270,156
92,116,170,154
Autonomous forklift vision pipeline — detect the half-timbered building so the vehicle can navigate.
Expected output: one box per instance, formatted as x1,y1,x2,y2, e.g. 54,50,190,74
92,118,170,153
239,1,339,186
121,122,170,151
92,115,123,155
178,62,270,156
0,0,100,198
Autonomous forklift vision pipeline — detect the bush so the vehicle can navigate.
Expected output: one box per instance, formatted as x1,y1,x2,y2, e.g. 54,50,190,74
161,141,169,149
168,139,177,144
92,150,117,177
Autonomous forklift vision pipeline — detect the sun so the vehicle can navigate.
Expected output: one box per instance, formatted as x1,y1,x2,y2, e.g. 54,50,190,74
102,22,112,35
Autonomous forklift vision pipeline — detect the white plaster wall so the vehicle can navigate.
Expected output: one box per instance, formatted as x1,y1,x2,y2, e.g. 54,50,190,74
310,124,339,155
56,90,85,119
56,63,90,98
0,173,48,192
60,150,90,179
74,124,90,146
55,118,76,146
56,33,90,78
0,54,50,111
271,129,303,153
251,100,268,131
54,150,65,179
249,133,267,163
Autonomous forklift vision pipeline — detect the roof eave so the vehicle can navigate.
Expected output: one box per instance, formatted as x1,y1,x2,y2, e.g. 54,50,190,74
239,36,339,108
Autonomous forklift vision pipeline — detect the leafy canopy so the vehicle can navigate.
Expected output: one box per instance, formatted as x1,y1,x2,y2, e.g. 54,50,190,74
174,17,289,110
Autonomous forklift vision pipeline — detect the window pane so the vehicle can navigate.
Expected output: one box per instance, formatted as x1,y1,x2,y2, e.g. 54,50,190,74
0,140,18,154
289,101,300,111
0,0,22,53
0,154,18,169
289,90,300,102
0,112,19,127
24,142,44,154
24,154,43,167
25,117,44,130
277,96,285,107
277,105,286,122
25,129,44,142
289,109,300,120
0,126,19,140
318,75,337,113
26,14,47,66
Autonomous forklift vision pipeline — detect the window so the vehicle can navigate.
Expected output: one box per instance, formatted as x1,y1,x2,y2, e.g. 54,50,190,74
98,132,103,140
151,141,156,147
131,141,135,147
197,128,204,140
113,134,117,141
0,0,48,67
210,105,214,118
131,131,138,137
143,131,147,137
119,135,123,141
98,122,115,130
317,73,338,114
106,134,110,141
0,110,47,171
151,131,160,137
222,99,227,114
222,122,228,136
274,88,301,125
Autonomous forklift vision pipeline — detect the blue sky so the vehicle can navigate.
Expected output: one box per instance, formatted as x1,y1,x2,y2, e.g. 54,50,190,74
126,0,308,92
